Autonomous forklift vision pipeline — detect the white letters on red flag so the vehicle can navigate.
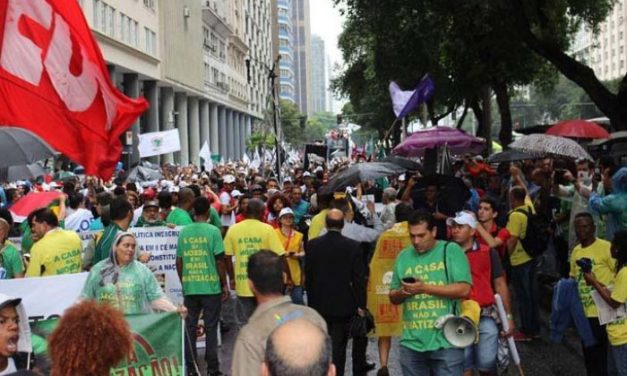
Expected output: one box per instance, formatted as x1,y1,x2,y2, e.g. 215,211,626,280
0,0,148,179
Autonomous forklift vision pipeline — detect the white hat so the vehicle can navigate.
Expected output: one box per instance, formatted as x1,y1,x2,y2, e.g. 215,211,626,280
446,211,478,229
223,174,236,184
267,188,279,196
302,171,312,177
283,177,293,183
398,173,406,182
168,186,180,193
231,189,243,198
474,155,484,162
278,207,295,219
314,166,324,173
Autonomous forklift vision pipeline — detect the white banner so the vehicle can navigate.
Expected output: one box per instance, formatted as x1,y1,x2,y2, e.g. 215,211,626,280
138,129,181,158
0,273,88,323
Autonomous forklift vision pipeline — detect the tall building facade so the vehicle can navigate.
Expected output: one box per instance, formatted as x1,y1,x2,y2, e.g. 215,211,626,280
244,0,273,117
292,0,313,116
311,35,327,113
571,0,627,81
272,0,296,103
79,0,269,166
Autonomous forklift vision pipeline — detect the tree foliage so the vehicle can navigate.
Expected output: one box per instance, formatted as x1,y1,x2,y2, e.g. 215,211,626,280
279,100,333,146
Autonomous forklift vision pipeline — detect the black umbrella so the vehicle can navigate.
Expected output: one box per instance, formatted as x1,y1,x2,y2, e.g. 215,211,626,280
127,164,163,183
0,163,45,183
0,127,56,168
410,174,470,213
487,150,543,164
320,162,406,194
381,156,423,172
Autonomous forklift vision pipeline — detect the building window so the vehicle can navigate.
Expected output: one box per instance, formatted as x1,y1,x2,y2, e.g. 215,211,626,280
130,20,138,47
93,0,115,37
144,27,156,55
143,0,155,10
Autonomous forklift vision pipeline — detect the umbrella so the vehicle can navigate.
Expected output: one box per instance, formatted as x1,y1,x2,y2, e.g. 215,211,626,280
381,156,423,171
127,164,163,183
546,119,610,139
392,126,485,157
9,191,62,223
0,127,56,168
0,164,45,183
320,162,406,194
410,174,470,212
487,150,543,164
509,134,593,160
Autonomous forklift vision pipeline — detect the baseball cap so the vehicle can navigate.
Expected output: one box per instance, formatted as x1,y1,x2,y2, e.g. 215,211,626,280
446,211,478,229
474,155,484,162
143,200,159,209
223,174,236,184
231,189,243,198
0,297,22,312
251,184,264,192
303,171,312,177
278,207,294,219
283,177,293,183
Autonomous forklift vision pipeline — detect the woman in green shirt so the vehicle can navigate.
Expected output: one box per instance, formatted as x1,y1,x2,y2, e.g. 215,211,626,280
81,232,186,315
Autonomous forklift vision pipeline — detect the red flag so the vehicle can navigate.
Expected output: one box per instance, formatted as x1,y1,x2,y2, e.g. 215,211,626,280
0,0,148,179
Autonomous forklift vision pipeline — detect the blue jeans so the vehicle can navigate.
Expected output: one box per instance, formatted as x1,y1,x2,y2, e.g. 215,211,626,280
400,345,464,376
290,286,304,305
511,259,540,335
611,344,627,376
184,294,222,374
464,316,498,373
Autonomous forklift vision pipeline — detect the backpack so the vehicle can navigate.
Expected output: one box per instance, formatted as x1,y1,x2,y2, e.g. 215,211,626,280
513,208,550,257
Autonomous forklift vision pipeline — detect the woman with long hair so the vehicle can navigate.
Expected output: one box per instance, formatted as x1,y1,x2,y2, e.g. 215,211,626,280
80,232,185,315
266,193,291,228
584,230,627,375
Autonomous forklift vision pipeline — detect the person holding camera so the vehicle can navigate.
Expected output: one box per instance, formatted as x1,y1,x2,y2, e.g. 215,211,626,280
570,212,616,376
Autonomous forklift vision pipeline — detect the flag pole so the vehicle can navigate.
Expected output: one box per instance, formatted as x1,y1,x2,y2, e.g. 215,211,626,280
382,117,400,144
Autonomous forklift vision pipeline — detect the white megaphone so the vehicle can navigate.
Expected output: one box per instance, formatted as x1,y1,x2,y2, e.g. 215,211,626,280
434,300,480,348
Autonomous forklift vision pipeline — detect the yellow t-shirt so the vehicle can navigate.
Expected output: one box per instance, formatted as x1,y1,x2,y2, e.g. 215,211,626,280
607,266,627,346
26,228,82,277
224,219,285,297
569,238,615,317
308,209,328,240
506,204,534,266
275,228,304,286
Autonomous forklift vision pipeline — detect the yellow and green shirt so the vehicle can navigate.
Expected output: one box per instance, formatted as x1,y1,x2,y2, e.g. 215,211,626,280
26,228,82,277
607,266,627,346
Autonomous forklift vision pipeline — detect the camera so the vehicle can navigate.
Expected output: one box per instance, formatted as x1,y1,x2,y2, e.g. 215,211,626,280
575,257,593,274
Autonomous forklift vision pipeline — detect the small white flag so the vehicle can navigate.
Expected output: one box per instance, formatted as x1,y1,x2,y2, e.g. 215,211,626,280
242,152,251,165
199,141,213,172
138,129,181,158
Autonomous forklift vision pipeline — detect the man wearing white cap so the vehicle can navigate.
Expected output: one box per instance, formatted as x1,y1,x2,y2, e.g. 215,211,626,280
447,211,514,376
220,175,237,233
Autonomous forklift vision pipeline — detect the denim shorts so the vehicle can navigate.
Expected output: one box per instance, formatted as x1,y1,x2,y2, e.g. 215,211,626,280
464,316,499,372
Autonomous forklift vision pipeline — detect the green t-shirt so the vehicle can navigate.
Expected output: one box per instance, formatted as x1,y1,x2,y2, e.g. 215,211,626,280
209,207,222,229
390,240,472,352
167,207,193,226
93,223,121,265
81,259,164,315
0,242,24,279
176,223,224,295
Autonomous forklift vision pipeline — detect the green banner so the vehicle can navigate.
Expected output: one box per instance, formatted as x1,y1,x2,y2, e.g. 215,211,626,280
32,312,184,376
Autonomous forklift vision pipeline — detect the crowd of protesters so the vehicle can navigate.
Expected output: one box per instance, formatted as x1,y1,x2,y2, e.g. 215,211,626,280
0,150,625,376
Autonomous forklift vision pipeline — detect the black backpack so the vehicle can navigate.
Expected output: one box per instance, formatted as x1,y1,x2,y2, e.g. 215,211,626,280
513,208,550,258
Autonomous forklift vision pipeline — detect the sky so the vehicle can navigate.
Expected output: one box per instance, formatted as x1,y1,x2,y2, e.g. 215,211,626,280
309,0,346,110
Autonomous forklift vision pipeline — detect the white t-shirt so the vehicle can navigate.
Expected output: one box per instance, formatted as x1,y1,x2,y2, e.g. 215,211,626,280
0,358,17,375
64,208,94,232
219,191,235,226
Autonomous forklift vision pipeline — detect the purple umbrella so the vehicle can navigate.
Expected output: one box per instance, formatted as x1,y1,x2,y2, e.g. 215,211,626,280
392,126,486,157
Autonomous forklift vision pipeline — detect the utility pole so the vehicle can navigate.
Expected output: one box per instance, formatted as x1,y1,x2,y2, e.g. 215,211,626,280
269,55,282,183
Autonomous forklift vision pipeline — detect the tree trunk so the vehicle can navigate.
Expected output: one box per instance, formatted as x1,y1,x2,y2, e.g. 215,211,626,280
456,102,469,129
494,81,513,149
481,85,492,155
509,0,627,131
470,98,484,137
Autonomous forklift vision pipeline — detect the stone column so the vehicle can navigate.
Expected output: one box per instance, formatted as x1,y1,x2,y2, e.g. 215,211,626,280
199,100,210,149
188,97,200,166
226,109,235,161
175,92,189,165
209,103,219,155
218,106,227,160
123,73,140,167
143,80,160,165
239,113,247,158
233,112,241,160
159,87,175,164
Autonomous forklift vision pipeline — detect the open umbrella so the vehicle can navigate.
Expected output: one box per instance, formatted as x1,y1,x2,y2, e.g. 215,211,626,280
381,156,422,171
392,126,485,157
510,134,593,160
410,174,470,212
546,119,610,139
320,162,406,194
127,164,163,183
487,150,543,164
0,164,45,183
9,191,62,223
0,127,56,168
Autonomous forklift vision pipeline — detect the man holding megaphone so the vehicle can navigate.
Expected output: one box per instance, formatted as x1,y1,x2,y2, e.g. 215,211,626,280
448,211,515,376
389,211,472,376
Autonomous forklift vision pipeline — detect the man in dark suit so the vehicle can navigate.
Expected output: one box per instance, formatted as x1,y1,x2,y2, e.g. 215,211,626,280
306,209,368,376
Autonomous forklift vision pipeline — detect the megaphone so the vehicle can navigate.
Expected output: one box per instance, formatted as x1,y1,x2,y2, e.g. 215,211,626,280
434,300,480,348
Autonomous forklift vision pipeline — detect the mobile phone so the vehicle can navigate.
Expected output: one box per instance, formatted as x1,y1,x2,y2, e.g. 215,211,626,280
402,277,416,283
